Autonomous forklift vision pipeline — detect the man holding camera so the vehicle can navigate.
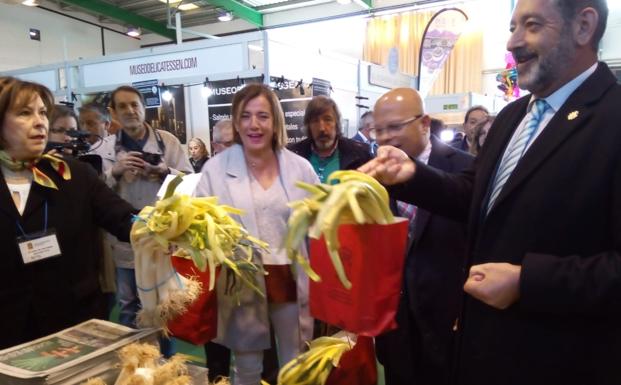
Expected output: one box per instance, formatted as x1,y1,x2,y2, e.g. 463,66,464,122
95,86,192,342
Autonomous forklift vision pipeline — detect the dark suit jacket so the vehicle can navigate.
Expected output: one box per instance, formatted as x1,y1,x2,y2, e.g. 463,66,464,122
449,134,469,152
376,138,473,385
288,136,372,170
391,62,621,385
0,158,135,349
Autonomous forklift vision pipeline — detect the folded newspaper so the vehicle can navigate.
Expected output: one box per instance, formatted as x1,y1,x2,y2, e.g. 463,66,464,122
0,319,159,385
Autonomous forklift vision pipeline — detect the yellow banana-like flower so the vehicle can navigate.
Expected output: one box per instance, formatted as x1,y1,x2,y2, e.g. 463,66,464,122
277,334,353,385
131,175,269,328
284,170,394,289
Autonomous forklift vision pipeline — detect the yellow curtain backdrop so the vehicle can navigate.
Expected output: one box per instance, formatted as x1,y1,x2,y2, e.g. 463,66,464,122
364,10,483,95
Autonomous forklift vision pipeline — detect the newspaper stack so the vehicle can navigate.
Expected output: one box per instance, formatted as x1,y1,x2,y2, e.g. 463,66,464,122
0,319,159,385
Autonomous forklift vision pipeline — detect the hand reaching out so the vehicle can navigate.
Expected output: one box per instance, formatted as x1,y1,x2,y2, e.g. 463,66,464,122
357,145,416,185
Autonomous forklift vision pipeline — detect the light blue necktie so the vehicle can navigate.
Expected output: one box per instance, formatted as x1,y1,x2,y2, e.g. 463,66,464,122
486,99,549,213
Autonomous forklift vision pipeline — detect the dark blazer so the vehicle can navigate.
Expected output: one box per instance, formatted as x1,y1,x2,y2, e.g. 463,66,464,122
288,136,372,170
391,62,621,385
376,138,473,385
449,134,469,152
0,158,135,349
190,156,208,173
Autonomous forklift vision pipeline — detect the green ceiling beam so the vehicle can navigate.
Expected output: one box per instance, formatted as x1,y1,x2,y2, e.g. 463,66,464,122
356,0,372,9
59,0,176,40
205,0,263,27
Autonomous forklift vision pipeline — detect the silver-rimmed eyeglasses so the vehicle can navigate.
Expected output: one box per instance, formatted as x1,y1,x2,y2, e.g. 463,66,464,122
371,114,424,137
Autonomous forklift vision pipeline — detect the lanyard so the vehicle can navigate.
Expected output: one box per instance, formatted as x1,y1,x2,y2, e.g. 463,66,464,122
15,201,48,239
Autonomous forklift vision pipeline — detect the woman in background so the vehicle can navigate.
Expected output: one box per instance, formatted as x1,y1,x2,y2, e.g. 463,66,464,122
48,105,78,145
188,137,209,173
0,77,135,349
196,83,318,385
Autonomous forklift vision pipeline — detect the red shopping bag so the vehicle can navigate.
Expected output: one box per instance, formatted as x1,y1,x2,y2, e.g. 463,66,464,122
310,220,409,336
326,336,377,385
167,257,219,345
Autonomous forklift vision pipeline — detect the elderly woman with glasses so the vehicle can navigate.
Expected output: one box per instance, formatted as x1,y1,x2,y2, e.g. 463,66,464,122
0,77,135,349
196,83,318,385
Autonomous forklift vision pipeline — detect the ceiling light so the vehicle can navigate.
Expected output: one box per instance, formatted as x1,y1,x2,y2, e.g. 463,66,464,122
242,0,287,6
178,3,199,10
336,0,352,4
217,9,233,22
29,28,40,41
162,89,173,102
440,129,455,142
126,26,141,37
22,0,39,6
201,77,213,98
158,0,182,3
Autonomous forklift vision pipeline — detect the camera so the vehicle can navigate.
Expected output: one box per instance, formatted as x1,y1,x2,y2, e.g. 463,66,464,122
140,152,162,166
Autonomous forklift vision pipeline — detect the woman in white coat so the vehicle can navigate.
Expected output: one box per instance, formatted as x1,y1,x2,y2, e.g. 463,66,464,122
196,83,318,385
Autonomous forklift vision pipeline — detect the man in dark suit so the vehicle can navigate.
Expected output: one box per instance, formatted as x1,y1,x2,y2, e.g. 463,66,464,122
361,1,621,384
289,96,372,182
449,105,489,152
351,110,377,155
372,88,473,385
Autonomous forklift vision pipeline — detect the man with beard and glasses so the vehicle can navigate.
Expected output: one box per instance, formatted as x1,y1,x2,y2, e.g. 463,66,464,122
289,96,372,183
360,1,621,384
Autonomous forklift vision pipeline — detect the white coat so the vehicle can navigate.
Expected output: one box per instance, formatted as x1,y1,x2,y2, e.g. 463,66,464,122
196,144,318,351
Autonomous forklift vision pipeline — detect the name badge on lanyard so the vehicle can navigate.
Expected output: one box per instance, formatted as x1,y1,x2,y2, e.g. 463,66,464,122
15,201,62,264
17,230,61,264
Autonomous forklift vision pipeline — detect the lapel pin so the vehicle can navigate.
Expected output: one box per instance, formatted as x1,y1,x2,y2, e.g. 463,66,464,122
567,110,579,121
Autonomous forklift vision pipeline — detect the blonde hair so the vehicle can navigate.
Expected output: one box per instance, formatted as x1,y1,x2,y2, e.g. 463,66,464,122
188,137,208,157
231,83,287,150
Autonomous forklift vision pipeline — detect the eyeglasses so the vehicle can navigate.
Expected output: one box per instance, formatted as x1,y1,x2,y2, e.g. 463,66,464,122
371,114,424,136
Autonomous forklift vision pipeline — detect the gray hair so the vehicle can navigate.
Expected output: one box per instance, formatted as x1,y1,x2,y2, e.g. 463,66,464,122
553,0,608,50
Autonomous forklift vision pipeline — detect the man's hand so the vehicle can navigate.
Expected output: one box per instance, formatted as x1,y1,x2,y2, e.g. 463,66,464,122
463,263,521,309
111,151,144,178
143,161,169,179
357,145,416,185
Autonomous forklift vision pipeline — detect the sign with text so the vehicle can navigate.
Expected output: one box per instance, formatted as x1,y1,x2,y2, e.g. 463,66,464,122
132,79,161,108
82,44,244,87
368,64,414,89
206,77,312,146
312,78,331,97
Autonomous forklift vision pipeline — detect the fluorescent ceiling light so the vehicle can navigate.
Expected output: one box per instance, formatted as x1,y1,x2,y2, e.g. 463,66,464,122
22,0,39,6
259,0,332,14
217,9,234,21
179,3,199,10
242,0,288,7
126,26,141,37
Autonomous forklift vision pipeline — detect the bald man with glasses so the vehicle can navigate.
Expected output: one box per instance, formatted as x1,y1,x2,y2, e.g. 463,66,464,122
372,87,473,385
